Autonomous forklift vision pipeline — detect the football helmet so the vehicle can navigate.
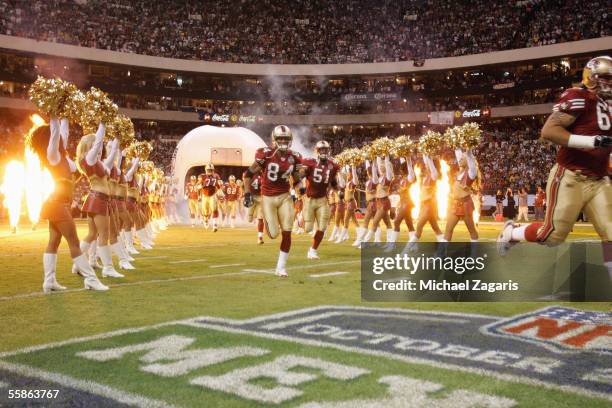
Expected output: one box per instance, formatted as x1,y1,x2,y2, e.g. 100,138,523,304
271,125,293,151
190,175,196,182
582,56,612,97
229,175,236,183
315,140,331,161
205,163,215,175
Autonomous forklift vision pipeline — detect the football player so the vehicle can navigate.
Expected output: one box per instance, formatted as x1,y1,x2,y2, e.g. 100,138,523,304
185,175,199,227
245,172,265,244
243,125,302,276
301,140,341,259
200,164,221,231
497,56,611,275
223,175,240,228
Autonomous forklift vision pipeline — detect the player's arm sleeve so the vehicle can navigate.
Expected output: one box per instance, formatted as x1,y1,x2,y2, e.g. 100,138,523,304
465,149,477,180
47,117,61,166
424,155,438,179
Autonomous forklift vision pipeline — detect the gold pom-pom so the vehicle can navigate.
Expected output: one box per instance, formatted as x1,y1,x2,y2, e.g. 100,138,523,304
80,87,118,134
443,126,462,149
28,76,82,119
458,122,482,149
334,150,348,166
360,144,376,160
371,137,393,157
111,114,135,149
418,130,445,156
125,141,153,161
138,160,155,176
345,147,364,166
391,135,416,158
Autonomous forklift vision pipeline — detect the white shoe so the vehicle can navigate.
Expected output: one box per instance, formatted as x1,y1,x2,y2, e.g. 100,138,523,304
42,254,66,293
140,242,153,250
119,260,135,270
102,267,124,278
125,254,135,262
43,280,67,293
127,246,140,255
401,241,418,255
84,277,109,291
497,220,517,257
307,248,320,260
275,268,288,277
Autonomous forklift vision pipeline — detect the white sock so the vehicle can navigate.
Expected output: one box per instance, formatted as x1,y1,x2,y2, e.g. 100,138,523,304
355,227,365,240
408,231,416,241
471,239,479,243
276,251,289,271
258,232,263,238
436,234,445,242
511,225,527,241
374,228,382,242
79,240,90,254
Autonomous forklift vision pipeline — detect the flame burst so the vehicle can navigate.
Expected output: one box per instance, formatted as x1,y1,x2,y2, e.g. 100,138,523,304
1,160,25,228
0,114,55,230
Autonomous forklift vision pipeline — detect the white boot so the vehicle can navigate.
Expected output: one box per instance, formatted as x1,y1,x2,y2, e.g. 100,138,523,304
436,234,446,242
307,247,320,260
136,229,153,250
73,255,108,291
42,253,66,293
125,231,140,254
334,228,346,243
352,227,366,247
384,230,399,252
327,226,337,242
402,234,418,255
99,245,124,278
275,251,289,277
111,242,135,270
118,234,135,261
374,228,382,243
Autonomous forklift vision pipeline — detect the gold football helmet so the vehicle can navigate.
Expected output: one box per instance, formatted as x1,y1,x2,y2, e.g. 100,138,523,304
315,140,331,160
582,56,612,97
271,125,293,151
205,163,215,175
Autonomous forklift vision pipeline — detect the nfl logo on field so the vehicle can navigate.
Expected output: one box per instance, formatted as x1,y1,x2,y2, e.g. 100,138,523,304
484,307,612,354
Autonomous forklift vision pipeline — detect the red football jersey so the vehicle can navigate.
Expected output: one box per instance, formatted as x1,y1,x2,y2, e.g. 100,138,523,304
255,147,302,196
302,158,339,198
186,182,199,199
201,174,221,197
223,183,239,201
249,174,263,196
553,88,611,177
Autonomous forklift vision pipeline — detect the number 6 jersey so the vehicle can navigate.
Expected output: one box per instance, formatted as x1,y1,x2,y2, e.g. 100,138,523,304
553,87,611,177
255,147,302,196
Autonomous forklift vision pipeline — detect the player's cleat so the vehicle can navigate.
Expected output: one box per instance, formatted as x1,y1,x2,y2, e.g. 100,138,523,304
213,226,218,232
275,268,288,277
497,220,517,257
307,248,320,259
258,237,264,245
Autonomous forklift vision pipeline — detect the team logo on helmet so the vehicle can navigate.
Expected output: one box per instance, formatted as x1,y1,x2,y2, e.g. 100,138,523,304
205,163,215,174
582,56,612,97
315,140,331,160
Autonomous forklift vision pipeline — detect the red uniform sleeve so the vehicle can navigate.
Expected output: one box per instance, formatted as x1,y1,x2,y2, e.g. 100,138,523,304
255,148,268,165
553,88,587,115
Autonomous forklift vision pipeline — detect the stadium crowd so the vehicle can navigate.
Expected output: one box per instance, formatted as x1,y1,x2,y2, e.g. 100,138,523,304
0,0,607,64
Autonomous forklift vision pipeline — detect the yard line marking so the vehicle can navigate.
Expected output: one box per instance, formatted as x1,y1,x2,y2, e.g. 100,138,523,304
209,263,246,269
310,272,349,278
0,361,175,408
136,256,169,260
168,259,207,264
261,311,468,330
242,269,275,274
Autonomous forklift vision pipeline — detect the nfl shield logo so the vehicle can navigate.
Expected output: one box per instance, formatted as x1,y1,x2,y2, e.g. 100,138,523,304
483,306,611,354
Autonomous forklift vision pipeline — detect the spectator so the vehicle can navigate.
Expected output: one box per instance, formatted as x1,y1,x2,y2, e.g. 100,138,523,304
495,189,504,217
505,187,516,219
516,187,529,222
534,186,546,221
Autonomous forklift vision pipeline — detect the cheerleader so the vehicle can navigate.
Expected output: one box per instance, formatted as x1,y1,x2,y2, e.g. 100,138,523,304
339,165,360,242
444,149,479,242
352,160,376,247
76,125,124,278
108,146,135,270
332,170,347,243
326,189,339,241
362,155,393,245
126,159,153,249
120,152,140,254
32,118,108,292
386,157,416,248
404,155,444,251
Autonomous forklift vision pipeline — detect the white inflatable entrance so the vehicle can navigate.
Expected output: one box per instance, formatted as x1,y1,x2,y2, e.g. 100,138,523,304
173,125,266,197
171,125,266,223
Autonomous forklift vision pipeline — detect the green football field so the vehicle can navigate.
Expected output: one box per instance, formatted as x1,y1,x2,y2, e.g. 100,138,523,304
0,220,609,407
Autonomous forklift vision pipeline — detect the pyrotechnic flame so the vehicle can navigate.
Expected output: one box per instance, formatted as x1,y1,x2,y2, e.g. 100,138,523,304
31,113,45,127
436,160,450,219
1,160,25,228
24,148,54,224
409,160,450,220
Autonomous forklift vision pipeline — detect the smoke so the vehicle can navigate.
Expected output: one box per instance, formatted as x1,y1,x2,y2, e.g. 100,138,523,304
289,126,314,157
